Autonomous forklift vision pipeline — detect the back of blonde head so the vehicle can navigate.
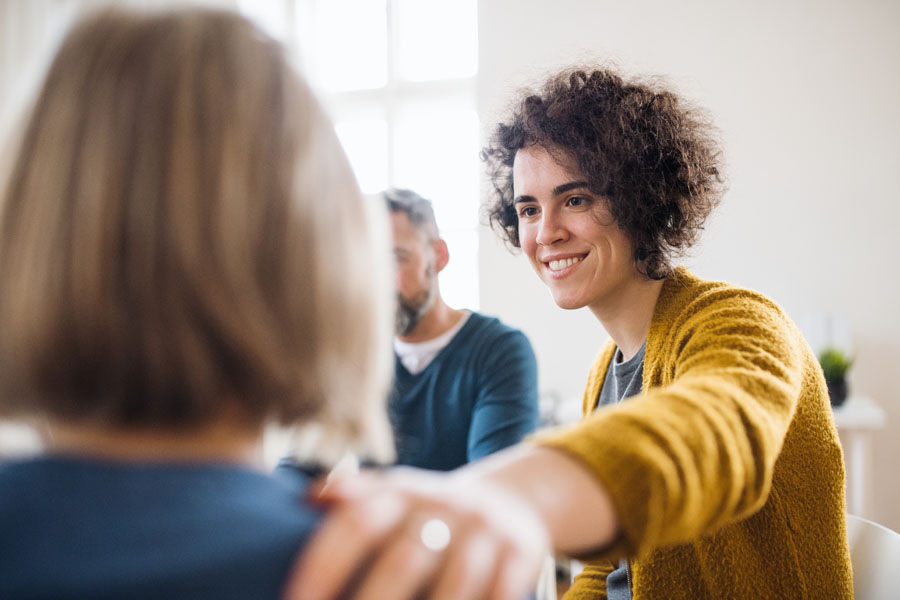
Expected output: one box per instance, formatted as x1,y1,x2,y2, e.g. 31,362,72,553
0,8,393,460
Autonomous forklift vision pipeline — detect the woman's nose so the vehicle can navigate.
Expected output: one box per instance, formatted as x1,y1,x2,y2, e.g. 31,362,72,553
535,212,567,246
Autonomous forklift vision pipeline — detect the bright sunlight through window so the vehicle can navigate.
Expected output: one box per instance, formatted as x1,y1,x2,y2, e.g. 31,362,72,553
239,0,480,311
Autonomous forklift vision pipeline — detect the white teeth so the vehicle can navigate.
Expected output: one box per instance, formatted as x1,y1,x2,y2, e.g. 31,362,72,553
547,256,582,271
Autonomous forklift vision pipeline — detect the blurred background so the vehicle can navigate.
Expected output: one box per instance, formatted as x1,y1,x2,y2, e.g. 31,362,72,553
2,0,898,532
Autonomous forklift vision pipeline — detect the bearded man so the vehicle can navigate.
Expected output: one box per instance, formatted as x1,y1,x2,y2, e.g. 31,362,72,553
384,188,539,470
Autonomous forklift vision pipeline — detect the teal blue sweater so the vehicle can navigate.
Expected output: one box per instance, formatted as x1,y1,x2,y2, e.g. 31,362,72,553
390,312,539,470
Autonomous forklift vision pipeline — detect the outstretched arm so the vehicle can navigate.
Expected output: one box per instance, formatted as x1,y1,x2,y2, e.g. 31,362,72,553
284,443,619,600
285,287,811,599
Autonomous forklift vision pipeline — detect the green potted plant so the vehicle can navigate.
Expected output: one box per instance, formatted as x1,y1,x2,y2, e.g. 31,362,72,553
817,347,854,407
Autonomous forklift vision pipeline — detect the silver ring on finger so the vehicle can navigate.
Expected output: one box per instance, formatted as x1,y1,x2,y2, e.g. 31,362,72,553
417,517,451,552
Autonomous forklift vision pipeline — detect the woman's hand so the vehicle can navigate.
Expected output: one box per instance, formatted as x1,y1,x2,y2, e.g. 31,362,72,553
284,465,551,600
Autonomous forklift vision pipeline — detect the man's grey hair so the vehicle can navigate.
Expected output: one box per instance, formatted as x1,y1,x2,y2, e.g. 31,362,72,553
383,188,439,241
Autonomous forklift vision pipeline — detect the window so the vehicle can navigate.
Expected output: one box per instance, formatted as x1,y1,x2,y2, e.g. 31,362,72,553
239,0,480,310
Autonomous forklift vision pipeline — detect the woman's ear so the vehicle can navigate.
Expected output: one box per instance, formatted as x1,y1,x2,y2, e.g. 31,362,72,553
432,238,450,274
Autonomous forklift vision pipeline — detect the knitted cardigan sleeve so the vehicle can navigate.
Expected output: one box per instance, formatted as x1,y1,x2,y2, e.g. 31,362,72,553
537,270,808,561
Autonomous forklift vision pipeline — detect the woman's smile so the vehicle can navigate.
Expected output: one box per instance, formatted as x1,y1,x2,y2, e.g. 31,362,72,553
542,253,587,276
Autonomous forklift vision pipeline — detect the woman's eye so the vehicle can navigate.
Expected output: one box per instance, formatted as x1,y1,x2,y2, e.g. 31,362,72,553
567,196,587,207
518,206,538,218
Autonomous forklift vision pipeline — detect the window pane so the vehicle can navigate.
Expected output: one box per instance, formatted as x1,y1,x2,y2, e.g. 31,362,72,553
334,117,389,194
396,0,478,82
439,229,479,311
313,0,387,91
394,101,479,310
394,102,480,231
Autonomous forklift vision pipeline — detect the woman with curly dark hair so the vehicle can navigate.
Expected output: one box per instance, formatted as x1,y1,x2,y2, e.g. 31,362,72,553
288,67,852,600
483,68,723,282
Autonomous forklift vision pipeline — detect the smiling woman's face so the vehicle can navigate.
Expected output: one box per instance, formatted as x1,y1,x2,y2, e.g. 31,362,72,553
513,145,639,313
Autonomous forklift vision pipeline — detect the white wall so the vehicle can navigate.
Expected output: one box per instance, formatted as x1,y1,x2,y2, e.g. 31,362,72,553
477,0,900,530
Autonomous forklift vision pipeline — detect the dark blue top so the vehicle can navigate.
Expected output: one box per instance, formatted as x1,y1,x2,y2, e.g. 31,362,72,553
389,312,539,470
0,455,320,599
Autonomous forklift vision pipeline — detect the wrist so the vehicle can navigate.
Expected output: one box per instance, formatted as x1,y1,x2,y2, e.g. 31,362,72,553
457,444,620,555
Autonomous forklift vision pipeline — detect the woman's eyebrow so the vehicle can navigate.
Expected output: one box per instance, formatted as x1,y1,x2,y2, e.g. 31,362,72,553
552,181,590,195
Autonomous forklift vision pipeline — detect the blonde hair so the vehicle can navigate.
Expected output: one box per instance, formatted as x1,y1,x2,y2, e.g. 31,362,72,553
0,8,393,460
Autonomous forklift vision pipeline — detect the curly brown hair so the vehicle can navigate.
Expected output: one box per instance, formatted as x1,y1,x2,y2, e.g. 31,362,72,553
481,67,724,279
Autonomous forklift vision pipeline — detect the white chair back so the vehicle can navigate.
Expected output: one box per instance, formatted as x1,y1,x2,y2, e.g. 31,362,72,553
846,513,900,600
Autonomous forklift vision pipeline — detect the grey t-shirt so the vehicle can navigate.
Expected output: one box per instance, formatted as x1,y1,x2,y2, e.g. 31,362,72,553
595,342,646,600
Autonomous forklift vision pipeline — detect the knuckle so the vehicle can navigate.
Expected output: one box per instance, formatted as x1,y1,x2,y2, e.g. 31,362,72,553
341,502,389,538
467,509,492,532
386,535,431,572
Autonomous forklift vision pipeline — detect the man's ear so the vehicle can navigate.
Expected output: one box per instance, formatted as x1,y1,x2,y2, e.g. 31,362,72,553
432,238,450,274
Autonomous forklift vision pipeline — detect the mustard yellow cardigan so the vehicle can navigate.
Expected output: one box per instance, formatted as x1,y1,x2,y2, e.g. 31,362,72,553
538,267,852,599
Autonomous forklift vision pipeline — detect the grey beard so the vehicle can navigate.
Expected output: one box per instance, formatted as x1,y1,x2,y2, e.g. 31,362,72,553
395,289,433,336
